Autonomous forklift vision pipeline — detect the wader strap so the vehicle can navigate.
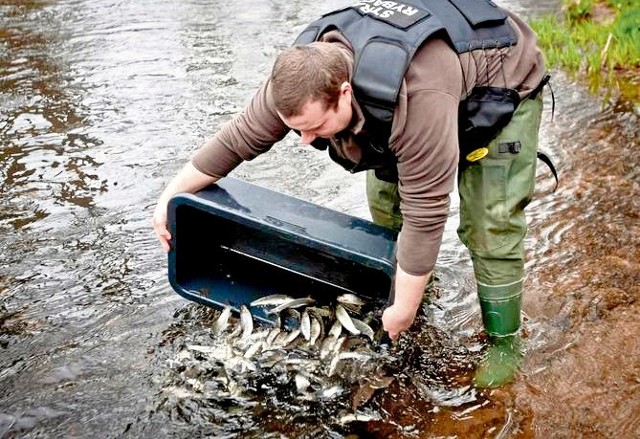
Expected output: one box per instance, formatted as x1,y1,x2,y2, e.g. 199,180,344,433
530,73,555,121
529,74,558,190
548,80,555,122
537,151,559,191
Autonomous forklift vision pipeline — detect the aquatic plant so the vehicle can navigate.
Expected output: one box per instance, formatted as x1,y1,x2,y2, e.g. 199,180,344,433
531,0,640,103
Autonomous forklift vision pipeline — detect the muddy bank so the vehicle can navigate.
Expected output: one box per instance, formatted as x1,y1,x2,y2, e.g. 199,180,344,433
516,95,639,437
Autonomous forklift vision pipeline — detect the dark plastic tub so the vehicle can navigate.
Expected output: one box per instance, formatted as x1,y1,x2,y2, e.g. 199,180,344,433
167,177,397,324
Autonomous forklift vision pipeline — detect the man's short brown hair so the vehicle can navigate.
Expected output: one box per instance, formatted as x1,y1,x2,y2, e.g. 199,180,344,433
270,42,349,118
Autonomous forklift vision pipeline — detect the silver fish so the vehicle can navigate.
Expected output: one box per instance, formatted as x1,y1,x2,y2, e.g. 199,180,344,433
272,330,290,347
250,294,295,307
225,377,240,397
245,328,270,342
338,412,381,424
336,305,361,335
320,335,338,360
328,351,371,377
225,356,257,374
186,378,204,392
300,309,311,341
307,306,331,318
316,385,344,400
277,357,321,368
283,328,301,347
228,320,242,339
294,373,311,393
328,319,343,339
258,350,288,368
266,327,282,345
243,340,264,359
331,335,348,357
240,305,253,339
267,297,316,314
309,315,322,346
351,317,375,341
175,350,192,361
213,305,232,334
336,293,365,307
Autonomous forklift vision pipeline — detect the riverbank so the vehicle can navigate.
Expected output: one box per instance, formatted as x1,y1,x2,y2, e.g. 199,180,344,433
530,0,640,105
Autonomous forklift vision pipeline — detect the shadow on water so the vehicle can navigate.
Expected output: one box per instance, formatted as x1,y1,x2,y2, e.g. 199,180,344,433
1,0,638,438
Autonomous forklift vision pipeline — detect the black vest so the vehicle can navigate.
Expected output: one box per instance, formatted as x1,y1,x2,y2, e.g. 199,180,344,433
293,0,518,181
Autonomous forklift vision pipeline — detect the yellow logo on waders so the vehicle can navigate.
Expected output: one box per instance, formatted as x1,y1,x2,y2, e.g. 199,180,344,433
466,147,489,162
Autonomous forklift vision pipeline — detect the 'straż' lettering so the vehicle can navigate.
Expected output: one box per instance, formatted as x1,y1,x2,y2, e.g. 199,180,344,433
354,1,422,19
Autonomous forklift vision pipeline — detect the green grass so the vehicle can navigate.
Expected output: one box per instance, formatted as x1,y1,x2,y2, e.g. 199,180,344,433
530,0,640,102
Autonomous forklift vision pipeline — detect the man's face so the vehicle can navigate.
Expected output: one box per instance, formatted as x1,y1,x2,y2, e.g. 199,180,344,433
278,82,353,145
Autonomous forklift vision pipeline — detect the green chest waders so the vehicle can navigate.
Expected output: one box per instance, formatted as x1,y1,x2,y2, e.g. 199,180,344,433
457,93,543,337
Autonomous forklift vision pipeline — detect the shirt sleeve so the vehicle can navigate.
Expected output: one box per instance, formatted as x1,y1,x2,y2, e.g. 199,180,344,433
390,39,461,276
191,79,290,178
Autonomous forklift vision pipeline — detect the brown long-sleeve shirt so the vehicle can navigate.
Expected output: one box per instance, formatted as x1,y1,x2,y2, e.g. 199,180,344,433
191,10,546,276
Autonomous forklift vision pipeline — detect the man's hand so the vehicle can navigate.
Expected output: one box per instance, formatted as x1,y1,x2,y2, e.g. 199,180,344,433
151,162,218,252
382,302,419,341
383,265,432,341
152,201,172,253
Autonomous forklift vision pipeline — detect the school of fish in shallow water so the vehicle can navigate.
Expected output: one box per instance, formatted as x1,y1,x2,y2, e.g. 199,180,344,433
159,292,397,426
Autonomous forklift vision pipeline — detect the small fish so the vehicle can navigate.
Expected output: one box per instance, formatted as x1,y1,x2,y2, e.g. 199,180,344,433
351,317,375,341
307,306,331,318
294,373,311,393
228,320,243,339
336,305,361,335
279,357,320,368
320,335,339,360
300,309,311,341
309,315,322,346
240,305,253,339
266,327,281,345
186,344,217,355
186,378,204,392
175,350,191,361
272,330,290,347
283,328,301,347
336,293,365,307
328,351,371,377
187,344,234,360
226,357,257,374
316,385,344,400
267,297,316,315
351,376,394,410
250,294,295,307
331,335,348,357
369,375,395,390
243,340,264,359
226,377,240,396
213,305,232,334
328,319,343,339
338,412,381,424
245,328,270,342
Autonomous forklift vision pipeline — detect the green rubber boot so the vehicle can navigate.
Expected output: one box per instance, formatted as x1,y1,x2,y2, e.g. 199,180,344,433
473,334,524,388
473,282,524,388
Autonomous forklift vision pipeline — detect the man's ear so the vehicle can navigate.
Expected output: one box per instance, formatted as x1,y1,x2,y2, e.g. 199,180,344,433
340,82,352,94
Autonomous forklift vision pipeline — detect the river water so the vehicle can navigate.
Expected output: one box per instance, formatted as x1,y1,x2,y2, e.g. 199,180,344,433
1,0,638,438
